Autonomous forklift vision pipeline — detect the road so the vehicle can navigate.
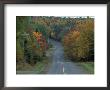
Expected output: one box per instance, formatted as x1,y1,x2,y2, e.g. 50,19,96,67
47,39,88,74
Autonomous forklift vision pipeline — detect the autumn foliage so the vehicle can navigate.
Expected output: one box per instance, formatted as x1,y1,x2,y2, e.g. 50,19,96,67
16,16,94,70
16,16,49,67
62,18,94,61
33,31,48,50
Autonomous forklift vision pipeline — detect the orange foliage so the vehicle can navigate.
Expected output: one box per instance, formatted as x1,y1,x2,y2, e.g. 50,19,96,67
63,30,80,47
33,31,48,50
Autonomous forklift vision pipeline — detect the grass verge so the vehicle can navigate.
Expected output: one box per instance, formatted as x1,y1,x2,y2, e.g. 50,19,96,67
16,57,50,74
16,46,53,74
77,62,94,74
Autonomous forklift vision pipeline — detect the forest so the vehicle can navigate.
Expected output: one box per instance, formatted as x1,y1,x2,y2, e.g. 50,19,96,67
16,16,94,74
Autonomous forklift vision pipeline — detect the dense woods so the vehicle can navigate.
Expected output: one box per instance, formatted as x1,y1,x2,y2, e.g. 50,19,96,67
62,18,94,61
16,16,94,72
16,16,50,70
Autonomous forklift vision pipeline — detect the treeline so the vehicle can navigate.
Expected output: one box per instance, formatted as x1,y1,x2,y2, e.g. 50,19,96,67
16,16,50,68
30,16,94,62
16,16,94,69
62,18,94,61
31,16,75,41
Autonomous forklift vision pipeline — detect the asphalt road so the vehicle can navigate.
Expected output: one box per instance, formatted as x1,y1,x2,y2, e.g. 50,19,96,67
47,39,88,74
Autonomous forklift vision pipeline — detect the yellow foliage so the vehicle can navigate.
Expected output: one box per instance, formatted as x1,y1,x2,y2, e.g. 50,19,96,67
33,32,42,38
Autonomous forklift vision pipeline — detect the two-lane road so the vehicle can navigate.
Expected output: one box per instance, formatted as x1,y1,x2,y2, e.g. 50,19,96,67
47,39,88,74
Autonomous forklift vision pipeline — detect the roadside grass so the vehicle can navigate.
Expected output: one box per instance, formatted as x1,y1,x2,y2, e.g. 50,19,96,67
77,62,94,74
16,45,53,74
16,57,49,74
